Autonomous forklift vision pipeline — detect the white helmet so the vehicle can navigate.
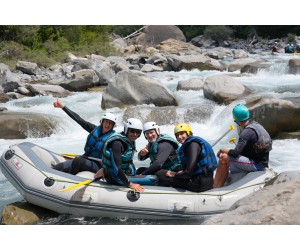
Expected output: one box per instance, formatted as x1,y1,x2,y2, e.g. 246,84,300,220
124,118,143,135
143,121,160,137
101,112,116,126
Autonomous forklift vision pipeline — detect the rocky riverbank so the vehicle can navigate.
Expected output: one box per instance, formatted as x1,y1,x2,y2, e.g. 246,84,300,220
1,26,300,140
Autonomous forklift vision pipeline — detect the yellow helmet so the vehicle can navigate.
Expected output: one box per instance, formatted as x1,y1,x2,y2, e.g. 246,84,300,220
174,123,192,136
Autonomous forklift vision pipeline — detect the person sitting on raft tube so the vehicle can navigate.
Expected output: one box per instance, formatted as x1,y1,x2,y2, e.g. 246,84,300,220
213,104,272,188
52,99,116,175
155,123,217,192
137,121,182,175
94,118,151,192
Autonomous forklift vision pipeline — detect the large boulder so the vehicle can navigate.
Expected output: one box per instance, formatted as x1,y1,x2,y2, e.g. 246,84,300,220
60,69,99,91
1,201,57,225
177,78,204,91
26,83,71,97
246,96,300,137
16,61,39,75
203,171,300,225
228,58,265,72
101,70,177,109
203,75,252,104
123,103,215,125
288,59,300,74
156,38,202,54
0,91,10,103
167,54,224,71
0,112,59,139
135,25,186,46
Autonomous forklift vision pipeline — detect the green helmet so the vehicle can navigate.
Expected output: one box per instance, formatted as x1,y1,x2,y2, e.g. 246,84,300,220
232,104,250,122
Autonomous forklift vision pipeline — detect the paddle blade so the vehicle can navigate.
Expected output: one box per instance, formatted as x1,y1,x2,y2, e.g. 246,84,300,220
229,137,236,144
61,153,78,159
59,179,92,192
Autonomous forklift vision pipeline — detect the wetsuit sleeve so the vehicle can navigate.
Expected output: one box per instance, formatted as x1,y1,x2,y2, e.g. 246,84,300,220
111,141,130,186
174,141,201,179
141,142,174,175
228,128,256,158
62,106,96,133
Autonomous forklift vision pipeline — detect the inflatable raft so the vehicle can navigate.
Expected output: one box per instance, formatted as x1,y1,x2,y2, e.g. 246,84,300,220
0,142,276,220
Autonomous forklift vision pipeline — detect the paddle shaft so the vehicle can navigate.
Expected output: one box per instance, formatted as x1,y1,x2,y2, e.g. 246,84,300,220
62,154,102,163
59,178,100,192
211,125,235,147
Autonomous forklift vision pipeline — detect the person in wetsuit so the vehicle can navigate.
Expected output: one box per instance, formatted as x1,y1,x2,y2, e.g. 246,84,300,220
271,42,280,54
51,99,116,175
94,118,146,192
155,123,217,192
137,121,181,175
213,104,272,188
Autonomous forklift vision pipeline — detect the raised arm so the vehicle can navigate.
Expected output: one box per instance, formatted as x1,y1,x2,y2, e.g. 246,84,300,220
53,99,96,133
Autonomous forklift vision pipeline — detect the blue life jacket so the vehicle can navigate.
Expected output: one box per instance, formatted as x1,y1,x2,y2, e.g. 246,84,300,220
179,136,218,175
84,126,115,159
148,134,181,171
102,133,136,185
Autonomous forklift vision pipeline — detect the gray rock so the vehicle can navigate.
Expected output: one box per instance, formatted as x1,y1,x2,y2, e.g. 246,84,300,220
101,70,177,109
1,201,57,225
135,25,186,46
203,75,252,104
0,112,59,139
203,171,300,225
177,78,204,91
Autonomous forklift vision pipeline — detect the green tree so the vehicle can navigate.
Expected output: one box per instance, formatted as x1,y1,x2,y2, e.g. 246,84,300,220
203,25,233,45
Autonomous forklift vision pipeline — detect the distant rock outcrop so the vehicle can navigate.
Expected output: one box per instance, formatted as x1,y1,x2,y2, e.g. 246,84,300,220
134,25,186,46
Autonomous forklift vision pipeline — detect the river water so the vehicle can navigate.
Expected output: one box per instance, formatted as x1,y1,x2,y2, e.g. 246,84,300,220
0,52,300,226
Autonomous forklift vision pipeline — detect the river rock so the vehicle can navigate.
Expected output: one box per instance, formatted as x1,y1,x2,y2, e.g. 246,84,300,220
16,61,39,75
246,95,300,138
0,112,59,139
135,25,186,46
123,103,215,125
203,171,300,225
203,75,252,104
1,201,57,225
288,59,300,74
177,78,204,91
101,70,177,109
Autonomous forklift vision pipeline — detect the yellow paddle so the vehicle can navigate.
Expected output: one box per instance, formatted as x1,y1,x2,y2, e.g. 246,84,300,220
59,179,94,192
212,125,235,147
62,153,78,159
229,137,237,145
61,153,102,163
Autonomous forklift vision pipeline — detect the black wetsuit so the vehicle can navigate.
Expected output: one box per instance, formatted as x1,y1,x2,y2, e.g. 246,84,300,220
229,123,270,168
156,141,213,192
271,46,278,53
53,106,102,174
138,141,176,175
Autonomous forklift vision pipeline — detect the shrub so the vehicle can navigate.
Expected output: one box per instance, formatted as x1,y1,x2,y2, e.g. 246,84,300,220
287,33,296,43
203,25,233,45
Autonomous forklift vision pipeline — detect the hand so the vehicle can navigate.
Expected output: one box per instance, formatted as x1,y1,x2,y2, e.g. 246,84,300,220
217,150,222,158
128,182,144,192
53,98,65,109
166,170,175,177
94,168,104,179
217,148,228,158
139,145,148,157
